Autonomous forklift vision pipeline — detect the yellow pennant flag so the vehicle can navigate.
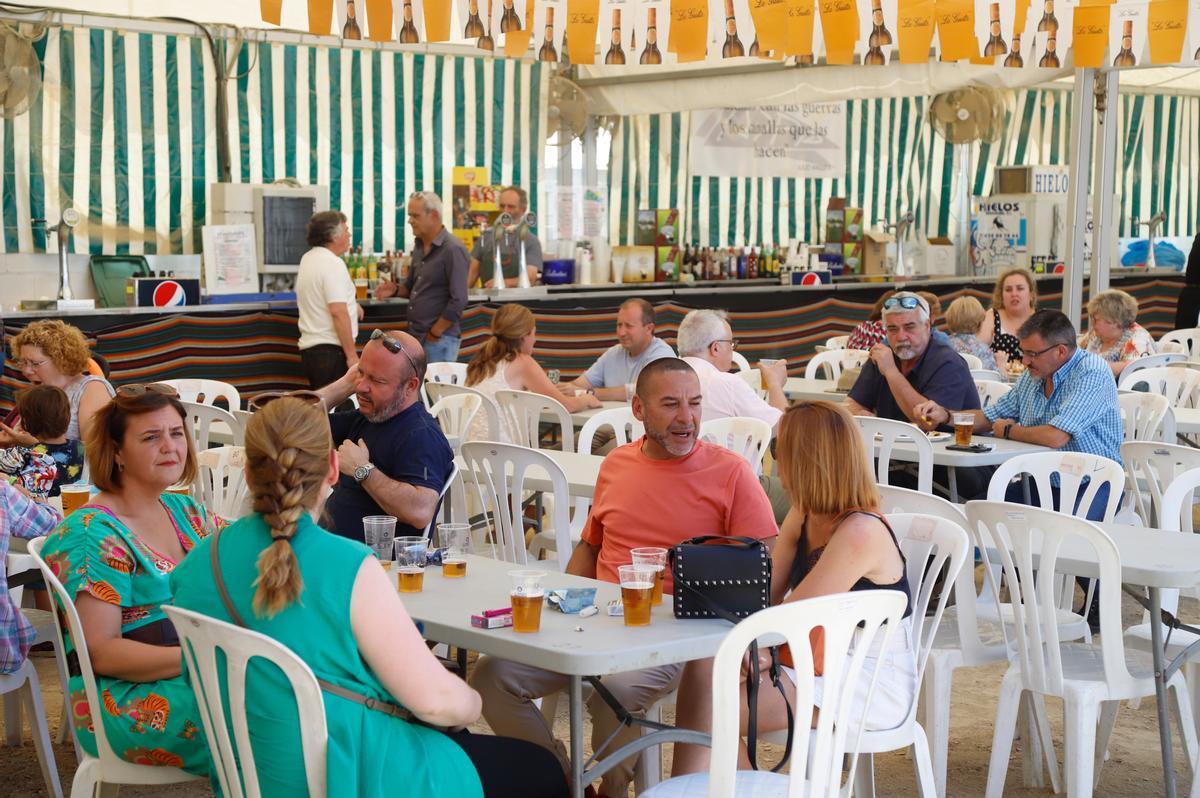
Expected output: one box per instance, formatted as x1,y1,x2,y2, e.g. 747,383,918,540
749,0,788,53
308,0,335,34
1071,5,1110,67
567,0,601,64
365,0,393,40
935,0,978,61
819,0,858,64
505,0,538,55
424,0,453,40
261,0,283,25
897,0,936,63
1147,0,1188,63
783,0,817,57
669,0,709,59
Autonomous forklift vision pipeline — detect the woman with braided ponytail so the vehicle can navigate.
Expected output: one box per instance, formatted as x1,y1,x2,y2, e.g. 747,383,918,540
171,397,568,798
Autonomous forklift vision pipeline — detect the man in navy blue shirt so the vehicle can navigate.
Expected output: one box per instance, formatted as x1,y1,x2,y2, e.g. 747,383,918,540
314,328,453,542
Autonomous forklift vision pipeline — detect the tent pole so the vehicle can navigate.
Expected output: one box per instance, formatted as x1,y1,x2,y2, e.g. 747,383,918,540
1090,69,1119,295
1063,68,1096,328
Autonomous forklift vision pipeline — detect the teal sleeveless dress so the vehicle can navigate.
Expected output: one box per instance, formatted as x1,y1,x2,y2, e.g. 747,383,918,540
169,512,483,798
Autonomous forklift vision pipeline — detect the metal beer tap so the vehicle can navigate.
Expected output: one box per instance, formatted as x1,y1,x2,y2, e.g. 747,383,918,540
32,207,82,300
493,212,512,290
882,212,914,275
1133,212,1166,270
515,212,536,289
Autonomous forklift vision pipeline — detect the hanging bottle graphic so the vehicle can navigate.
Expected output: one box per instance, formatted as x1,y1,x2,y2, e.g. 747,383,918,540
342,0,362,39
1037,0,1057,33
1003,34,1023,67
1038,29,1059,67
984,3,1007,56
500,0,521,33
749,35,760,57
538,7,558,61
722,0,744,57
1113,20,1136,66
478,1,495,50
464,0,485,38
399,0,421,43
868,0,892,47
640,8,663,63
864,43,886,65
605,9,626,64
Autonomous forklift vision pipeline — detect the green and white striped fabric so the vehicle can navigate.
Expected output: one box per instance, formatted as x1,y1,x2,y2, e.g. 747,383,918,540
0,23,548,255
610,89,1200,245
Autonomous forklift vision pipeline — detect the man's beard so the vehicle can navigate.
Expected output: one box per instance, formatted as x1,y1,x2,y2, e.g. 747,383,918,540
362,390,407,422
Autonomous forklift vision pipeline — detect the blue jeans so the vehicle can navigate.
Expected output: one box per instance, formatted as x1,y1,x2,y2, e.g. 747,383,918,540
423,334,461,364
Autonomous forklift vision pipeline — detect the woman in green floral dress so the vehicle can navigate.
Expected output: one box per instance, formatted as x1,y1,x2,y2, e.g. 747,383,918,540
39,384,219,776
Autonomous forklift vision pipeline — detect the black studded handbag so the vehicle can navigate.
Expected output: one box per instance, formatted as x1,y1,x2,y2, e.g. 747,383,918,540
668,535,772,620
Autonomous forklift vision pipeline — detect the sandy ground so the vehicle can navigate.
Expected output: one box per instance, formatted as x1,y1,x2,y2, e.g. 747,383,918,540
2,592,1196,797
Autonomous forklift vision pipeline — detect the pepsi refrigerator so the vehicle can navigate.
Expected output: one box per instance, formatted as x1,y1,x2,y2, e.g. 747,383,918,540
127,277,202,308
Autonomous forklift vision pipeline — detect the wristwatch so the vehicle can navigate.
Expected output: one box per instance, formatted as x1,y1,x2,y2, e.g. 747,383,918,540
1002,422,1013,439
353,462,377,483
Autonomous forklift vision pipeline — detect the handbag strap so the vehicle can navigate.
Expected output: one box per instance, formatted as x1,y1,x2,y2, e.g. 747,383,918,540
207,526,419,723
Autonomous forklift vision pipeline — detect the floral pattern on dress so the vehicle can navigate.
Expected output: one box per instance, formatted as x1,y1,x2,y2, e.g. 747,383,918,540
1080,323,1156,364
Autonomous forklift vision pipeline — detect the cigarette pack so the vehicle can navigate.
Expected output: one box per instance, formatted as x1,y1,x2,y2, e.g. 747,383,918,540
471,608,514,629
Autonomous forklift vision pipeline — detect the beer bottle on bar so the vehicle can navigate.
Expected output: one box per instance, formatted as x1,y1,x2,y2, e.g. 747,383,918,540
1113,20,1136,66
605,9,626,64
1038,29,1059,67
1037,0,1057,33
501,0,521,33
868,0,892,47
1004,34,1023,67
399,0,421,43
984,3,1007,56
479,3,495,50
864,42,886,64
464,0,485,38
343,0,362,39
749,35,760,57
538,8,558,61
722,0,744,57
640,8,663,64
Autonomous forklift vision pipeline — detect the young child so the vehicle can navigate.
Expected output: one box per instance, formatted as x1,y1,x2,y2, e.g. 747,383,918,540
0,385,83,498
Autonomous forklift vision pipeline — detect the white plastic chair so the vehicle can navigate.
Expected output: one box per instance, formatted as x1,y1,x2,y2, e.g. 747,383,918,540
1159,341,1190,355
459,441,573,568
195,446,252,521
429,393,482,453
425,361,467,385
971,368,1004,382
730,350,750,372
162,606,327,798
736,369,767,400
966,501,1199,798
423,462,461,539
825,334,849,350
1118,391,1173,443
182,400,245,450
26,538,204,796
975,379,1012,408
1118,365,1200,408
959,352,983,370
804,349,870,381
577,406,645,453
160,378,241,411
1120,441,1200,529
1121,352,1187,382
698,417,772,474
639,591,906,798
427,382,500,442
854,416,934,494
1159,328,1200,359
0,660,62,798
494,389,576,452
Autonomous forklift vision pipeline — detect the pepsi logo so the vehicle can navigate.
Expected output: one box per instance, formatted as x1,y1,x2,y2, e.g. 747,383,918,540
152,281,187,307
800,272,822,285
1052,263,1065,274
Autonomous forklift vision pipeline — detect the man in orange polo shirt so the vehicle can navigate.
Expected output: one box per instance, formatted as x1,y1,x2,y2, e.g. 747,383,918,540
470,358,777,798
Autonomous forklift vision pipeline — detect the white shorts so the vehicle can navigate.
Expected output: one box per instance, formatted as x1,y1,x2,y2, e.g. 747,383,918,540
781,615,917,732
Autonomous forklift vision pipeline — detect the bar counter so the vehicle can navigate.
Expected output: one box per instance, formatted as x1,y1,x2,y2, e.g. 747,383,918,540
1,270,1184,409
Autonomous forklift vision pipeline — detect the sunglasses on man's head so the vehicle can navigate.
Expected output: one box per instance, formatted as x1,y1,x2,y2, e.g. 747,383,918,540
248,390,326,413
882,295,929,314
370,329,420,375
116,383,178,399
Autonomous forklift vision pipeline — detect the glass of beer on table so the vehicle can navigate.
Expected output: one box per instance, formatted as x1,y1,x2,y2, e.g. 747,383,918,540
509,570,546,633
619,564,657,627
363,516,398,569
952,412,974,447
630,547,668,605
395,536,428,592
354,278,369,300
437,523,471,578
60,483,92,515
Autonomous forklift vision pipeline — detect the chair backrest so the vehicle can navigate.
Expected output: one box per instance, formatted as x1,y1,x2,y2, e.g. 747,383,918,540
974,379,1011,408
1121,352,1187,382
986,451,1124,522
1120,441,1200,529
159,379,241,412
423,462,461,539
494,389,576,452
970,368,1004,382
1118,391,1172,442
459,442,573,566
1156,467,1200,617
825,335,849,350
195,446,252,521
577,406,645,453
964,501,1136,696
706,591,906,798
1118,365,1200,408
1159,328,1200,359
804,349,869,381
425,362,468,385
183,400,245,450
429,393,483,447
730,350,751,372
854,416,933,494
1158,341,1189,355
959,352,983,370
162,606,327,798
698,417,772,474
426,382,500,441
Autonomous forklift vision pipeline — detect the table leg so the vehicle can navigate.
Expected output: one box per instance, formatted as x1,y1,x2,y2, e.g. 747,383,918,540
570,674,585,798
948,466,960,503
1149,586,1178,798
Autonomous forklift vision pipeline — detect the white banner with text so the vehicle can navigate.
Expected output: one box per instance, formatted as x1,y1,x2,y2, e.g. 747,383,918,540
689,103,847,179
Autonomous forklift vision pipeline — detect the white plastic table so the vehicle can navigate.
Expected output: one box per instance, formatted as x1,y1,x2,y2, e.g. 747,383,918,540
399,555,730,796
874,434,1048,500
455,449,604,499
1172,407,1200,436
783,377,844,402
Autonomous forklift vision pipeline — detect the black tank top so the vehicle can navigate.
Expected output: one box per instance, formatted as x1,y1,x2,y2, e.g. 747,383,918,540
787,508,912,619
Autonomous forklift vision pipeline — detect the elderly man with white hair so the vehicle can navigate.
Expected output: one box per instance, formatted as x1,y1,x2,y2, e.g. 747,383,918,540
376,191,469,363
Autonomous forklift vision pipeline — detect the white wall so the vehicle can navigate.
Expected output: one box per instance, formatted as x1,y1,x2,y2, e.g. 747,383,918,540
0,254,201,312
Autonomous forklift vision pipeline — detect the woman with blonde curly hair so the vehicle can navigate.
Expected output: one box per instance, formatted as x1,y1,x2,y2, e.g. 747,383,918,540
5,319,114,447
989,267,1038,365
464,303,600,441
1080,288,1156,377
170,396,568,798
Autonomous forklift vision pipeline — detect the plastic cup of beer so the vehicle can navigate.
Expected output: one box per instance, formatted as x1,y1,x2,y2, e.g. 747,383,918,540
509,570,546,633
395,536,428,593
165,484,191,496
952,412,974,447
630,547,668,606
354,278,369,300
758,359,780,389
619,564,657,627
60,483,91,515
438,523,471,578
363,515,397,562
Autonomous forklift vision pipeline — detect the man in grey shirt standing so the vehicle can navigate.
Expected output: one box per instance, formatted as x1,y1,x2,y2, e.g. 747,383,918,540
467,186,543,288
377,191,469,363
560,298,674,402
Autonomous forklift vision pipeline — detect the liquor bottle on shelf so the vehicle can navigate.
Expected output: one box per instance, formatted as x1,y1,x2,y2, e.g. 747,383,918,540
538,8,558,62
640,8,663,64
1037,0,1057,33
342,0,363,39
1004,34,1023,67
478,3,495,50
500,0,521,33
464,0,485,38
722,0,744,57
1038,30,1059,67
605,9,626,64
868,0,892,47
747,247,758,279
399,0,421,43
984,3,1007,56
1113,20,1136,66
